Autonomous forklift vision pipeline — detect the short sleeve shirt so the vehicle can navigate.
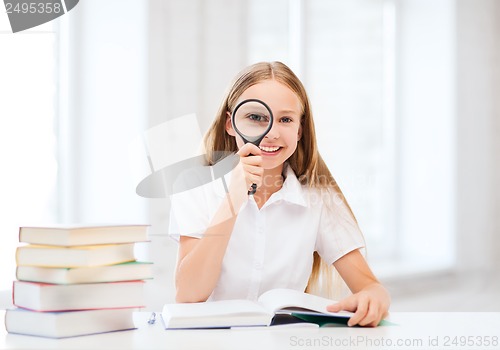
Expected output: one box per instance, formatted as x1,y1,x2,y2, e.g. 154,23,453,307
169,164,365,301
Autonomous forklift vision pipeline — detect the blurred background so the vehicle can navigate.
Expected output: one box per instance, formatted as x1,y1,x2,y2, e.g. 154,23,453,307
1,0,498,312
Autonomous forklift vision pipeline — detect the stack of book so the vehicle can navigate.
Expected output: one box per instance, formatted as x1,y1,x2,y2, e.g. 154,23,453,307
5,224,153,338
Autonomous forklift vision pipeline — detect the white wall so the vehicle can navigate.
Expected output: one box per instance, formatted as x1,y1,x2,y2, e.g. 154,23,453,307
58,0,148,224
455,0,500,272
396,0,456,268
386,0,500,310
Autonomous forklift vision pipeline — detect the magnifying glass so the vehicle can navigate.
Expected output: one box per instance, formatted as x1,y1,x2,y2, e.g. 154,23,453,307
231,98,274,195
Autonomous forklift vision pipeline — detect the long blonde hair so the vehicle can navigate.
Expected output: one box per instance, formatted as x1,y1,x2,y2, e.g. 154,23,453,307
204,61,361,298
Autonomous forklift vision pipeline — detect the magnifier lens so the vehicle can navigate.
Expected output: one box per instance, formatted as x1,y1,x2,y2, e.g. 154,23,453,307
233,100,272,143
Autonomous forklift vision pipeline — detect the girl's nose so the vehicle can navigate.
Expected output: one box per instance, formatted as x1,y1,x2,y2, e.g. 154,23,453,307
265,123,280,140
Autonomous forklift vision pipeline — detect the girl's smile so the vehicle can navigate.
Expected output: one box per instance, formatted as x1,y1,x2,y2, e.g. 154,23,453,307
259,144,282,154
259,145,280,152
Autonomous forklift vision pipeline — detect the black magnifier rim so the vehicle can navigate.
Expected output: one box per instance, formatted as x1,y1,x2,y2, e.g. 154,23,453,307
231,98,274,146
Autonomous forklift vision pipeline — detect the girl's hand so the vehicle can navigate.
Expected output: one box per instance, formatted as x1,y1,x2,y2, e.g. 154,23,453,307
235,143,263,191
326,283,390,327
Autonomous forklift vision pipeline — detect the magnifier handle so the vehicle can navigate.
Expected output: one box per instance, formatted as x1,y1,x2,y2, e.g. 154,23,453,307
248,183,257,195
246,152,258,195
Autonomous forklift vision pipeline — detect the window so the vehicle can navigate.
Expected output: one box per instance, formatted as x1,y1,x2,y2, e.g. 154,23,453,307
0,18,58,291
303,0,397,259
247,0,398,259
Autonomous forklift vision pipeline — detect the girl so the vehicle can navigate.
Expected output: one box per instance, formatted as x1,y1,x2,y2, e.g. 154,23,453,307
170,61,390,327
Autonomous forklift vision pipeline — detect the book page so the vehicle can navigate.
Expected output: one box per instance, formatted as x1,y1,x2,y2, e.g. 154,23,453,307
258,289,351,317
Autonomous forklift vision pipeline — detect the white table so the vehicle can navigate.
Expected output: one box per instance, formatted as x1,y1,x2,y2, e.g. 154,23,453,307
2,311,499,350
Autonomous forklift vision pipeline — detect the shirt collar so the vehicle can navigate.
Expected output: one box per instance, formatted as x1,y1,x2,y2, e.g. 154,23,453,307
269,163,308,208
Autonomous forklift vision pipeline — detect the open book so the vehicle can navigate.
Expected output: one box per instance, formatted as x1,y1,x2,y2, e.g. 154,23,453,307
161,288,352,329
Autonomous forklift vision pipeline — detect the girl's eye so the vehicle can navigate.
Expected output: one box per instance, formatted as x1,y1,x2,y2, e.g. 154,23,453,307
280,117,293,123
248,114,269,123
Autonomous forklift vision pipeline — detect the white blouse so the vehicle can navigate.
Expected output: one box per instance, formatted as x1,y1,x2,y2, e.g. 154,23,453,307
169,164,365,301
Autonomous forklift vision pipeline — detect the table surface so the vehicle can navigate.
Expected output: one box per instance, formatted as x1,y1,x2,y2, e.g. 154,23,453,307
2,311,500,350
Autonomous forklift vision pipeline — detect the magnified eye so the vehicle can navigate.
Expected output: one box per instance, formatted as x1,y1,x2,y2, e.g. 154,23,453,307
248,113,269,123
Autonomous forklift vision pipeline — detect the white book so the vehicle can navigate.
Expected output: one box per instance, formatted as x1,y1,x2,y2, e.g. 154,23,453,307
5,308,137,338
16,243,136,268
161,288,352,329
16,261,153,284
19,224,149,247
13,281,145,312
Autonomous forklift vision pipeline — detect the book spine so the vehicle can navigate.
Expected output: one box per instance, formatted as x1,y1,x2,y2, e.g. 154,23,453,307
14,248,20,267
11,281,15,306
